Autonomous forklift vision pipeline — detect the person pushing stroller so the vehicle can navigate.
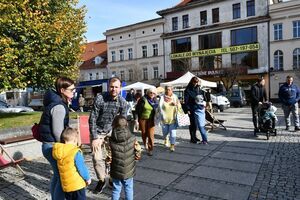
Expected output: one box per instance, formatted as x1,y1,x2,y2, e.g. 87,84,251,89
256,102,278,139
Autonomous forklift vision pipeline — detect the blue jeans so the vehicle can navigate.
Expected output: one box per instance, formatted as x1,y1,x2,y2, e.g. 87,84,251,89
112,178,133,200
162,123,177,145
42,143,65,200
194,109,208,142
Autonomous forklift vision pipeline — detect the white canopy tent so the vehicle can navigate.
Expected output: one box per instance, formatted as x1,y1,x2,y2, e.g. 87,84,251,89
160,71,217,88
122,82,156,96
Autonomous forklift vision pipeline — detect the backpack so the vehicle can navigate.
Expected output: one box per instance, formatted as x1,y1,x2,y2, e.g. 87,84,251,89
31,123,42,142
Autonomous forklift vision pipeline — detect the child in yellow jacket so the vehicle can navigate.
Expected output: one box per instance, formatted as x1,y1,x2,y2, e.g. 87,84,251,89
52,127,91,200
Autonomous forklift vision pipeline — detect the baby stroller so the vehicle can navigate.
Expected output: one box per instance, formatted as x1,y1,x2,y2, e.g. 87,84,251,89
254,102,277,140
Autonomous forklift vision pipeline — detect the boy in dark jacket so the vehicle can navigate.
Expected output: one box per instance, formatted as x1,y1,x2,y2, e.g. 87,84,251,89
108,115,141,200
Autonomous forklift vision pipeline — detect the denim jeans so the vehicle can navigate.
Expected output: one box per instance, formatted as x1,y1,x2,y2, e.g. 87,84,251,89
162,123,177,145
42,143,65,200
112,178,133,200
194,108,208,142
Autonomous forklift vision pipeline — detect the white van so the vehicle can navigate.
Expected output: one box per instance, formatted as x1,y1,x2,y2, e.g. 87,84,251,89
210,93,230,112
173,88,230,112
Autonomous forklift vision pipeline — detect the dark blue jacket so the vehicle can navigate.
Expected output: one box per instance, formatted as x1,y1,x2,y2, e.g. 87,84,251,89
278,83,300,106
184,85,207,112
39,89,69,142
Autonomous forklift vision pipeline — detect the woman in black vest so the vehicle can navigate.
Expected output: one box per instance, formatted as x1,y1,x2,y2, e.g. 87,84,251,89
39,77,75,200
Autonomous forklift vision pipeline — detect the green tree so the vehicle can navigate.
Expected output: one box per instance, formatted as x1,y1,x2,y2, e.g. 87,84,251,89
0,0,86,91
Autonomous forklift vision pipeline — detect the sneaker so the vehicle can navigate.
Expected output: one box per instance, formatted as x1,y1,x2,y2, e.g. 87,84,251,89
94,180,105,193
201,141,208,145
295,127,300,131
147,151,153,156
164,138,170,147
195,138,201,142
170,144,175,152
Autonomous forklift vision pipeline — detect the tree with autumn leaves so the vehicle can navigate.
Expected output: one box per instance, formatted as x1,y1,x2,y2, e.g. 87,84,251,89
0,0,86,91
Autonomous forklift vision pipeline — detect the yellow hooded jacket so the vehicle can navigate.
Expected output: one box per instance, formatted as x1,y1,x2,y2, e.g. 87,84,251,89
52,143,86,192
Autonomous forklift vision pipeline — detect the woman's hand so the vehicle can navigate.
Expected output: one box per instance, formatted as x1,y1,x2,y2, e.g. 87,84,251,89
92,138,103,152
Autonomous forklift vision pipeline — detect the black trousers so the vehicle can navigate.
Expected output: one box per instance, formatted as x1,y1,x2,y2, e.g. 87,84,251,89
251,104,259,130
188,113,199,142
65,188,86,200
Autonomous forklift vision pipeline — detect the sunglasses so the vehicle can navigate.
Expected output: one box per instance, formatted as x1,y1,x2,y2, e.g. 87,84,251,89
65,88,76,92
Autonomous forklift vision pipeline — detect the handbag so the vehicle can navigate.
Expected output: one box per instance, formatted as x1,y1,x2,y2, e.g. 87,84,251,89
31,123,42,142
176,113,190,127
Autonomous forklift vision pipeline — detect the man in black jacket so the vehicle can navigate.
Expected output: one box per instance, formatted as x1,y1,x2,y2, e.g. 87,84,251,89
251,77,267,135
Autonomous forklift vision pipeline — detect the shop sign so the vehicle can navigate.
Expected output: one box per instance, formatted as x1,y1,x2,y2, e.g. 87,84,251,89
170,43,260,60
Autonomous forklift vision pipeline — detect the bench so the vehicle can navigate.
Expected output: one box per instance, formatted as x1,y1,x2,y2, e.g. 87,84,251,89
0,135,34,145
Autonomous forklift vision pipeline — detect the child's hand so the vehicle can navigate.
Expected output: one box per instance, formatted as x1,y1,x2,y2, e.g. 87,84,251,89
86,179,91,186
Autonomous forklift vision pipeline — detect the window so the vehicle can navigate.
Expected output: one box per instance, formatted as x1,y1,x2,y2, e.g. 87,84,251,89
153,67,159,79
120,71,125,81
199,32,222,70
89,73,93,80
119,50,124,61
232,3,240,19
112,71,116,77
96,72,99,79
143,68,148,80
172,17,178,31
293,20,300,38
231,27,258,69
129,69,133,81
182,15,189,29
274,50,283,71
111,51,116,62
231,27,257,45
212,8,219,23
293,48,300,69
128,48,133,60
142,46,147,58
274,23,283,40
247,0,255,17
200,11,207,25
95,56,101,65
171,37,191,72
152,44,158,56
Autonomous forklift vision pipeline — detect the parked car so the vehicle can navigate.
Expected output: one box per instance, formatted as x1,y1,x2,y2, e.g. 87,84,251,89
210,94,230,112
0,100,34,113
228,88,247,107
28,99,44,111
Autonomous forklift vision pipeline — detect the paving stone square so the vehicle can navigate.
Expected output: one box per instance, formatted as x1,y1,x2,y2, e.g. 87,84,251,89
189,165,257,185
174,176,252,200
201,158,261,173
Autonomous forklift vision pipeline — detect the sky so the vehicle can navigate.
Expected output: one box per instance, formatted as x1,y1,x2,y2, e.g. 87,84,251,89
78,0,180,42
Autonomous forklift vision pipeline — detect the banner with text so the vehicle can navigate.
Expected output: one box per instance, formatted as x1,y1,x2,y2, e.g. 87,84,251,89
170,43,260,60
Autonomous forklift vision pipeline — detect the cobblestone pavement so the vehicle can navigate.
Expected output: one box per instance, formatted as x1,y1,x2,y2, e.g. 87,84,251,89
0,107,299,200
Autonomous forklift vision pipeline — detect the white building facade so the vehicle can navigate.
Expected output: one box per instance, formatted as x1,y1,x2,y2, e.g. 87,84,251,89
158,0,270,91
269,0,300,100
105,18,165,86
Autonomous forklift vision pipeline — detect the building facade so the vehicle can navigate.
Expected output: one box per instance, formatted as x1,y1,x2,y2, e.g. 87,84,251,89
79,40,108,81
158,0,270,93
269,0,300,100
105,18,165,86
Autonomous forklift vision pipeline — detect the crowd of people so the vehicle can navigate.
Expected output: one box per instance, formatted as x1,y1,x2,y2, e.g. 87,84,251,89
38,75,211,200
38,74,299,200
